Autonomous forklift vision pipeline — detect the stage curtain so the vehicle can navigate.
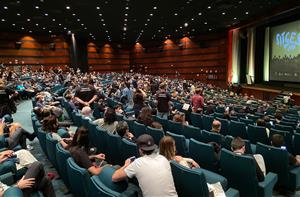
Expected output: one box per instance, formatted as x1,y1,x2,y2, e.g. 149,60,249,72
231,29,241,83
263,27,270,82
246,27,256,84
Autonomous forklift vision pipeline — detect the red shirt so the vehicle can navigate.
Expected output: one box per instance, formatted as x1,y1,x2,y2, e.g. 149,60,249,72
191,94,204,110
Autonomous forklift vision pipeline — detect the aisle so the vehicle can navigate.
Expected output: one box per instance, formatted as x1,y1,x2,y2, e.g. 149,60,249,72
13,100,72,197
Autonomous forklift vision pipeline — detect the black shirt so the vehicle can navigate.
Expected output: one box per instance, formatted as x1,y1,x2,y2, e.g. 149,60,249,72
69,146,93,170
156,90,171,113
74,84,97,108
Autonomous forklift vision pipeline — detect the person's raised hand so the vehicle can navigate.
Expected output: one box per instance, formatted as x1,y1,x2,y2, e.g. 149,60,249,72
17,176,35,189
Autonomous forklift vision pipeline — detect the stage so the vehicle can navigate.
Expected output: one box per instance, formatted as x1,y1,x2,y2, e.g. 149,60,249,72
240,84,300,105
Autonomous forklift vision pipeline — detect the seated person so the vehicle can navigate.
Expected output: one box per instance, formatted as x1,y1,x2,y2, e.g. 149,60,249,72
231,137,264,181
172,113,188,126
0,115,36,150
115,121,135,142
67,127,106,175
136,107,153,127
81,106,94,121
94,108,118,133
150,121,163,130
159,136,199,168
271,134,300,166
0,161,55,197
256,119,270,137
211,120,221,134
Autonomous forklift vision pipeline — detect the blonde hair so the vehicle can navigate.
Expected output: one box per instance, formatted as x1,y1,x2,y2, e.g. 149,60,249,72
159,136,176,160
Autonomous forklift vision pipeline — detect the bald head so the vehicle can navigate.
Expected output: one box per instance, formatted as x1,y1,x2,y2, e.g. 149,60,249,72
211,120,221,133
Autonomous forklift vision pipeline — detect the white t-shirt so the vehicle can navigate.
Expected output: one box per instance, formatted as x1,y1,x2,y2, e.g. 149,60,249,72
124,153,178,197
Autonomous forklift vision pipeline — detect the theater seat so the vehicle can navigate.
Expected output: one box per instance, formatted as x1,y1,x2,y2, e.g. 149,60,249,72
168,120,184,135
190,112,203,129
182,124,202,142
170,161,239,197
56,143,71,188
66,157,91,197
229,120,248,139
133,121,147,138
120,139,139,163
45,133,58,168
202,115,214,131
189,139,219,172
220,148,277,197
106,132,122,165
166,131,189,157
248,125,269,145
37,128,48,156
90,165,137,197
147,126,164,145
256,143,300,191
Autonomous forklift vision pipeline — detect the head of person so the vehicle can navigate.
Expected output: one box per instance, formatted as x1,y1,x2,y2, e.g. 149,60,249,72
172,113,185,123
138,107,153,121
104,107,116,125
159,136,176,160
211,120,221,133
136,134,157,156
195,88,202,95
116,121,129,138
271,134,285,148
42,115,58,133
82,77,89,84
231,137,245,154
81,106,92,117
275,112,282,121
70,126,89,149
150,121,163,130
256,118,266,127
159,83,167,91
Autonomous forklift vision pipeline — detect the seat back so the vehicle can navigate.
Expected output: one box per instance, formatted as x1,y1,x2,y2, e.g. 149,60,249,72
182,125,202,141
170,160,210,197
216,117,229,136
190,112,203,129
155,116,169,131
168,120,184,135
220,149,258,197
294,133,300,155
120,139,139,162
202,115,214,131
81,118,90,130
229,120,248,139
123,116,135,132
74,113,82,127
133,121,147,138
201,130,223,145
223,135,252,154
56,143,71,187
146,126,164,145
275,124,294,133
66,157,91,197
166,131,189,157
189,139,218,172
256,143,289,188
106,132,122,165
95,126,108,154
248,125,269,145
87,121,98,147
37,128,48,156
45,133,58,168
240,118,254,126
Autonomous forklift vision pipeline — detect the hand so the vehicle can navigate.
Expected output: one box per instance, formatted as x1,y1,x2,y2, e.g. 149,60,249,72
17,176,35,189
191,160,200,168
2,150,14,157
96,153,105,160
127,132,134,139
124,158,131,167
174,156,183,162
84,102,90,106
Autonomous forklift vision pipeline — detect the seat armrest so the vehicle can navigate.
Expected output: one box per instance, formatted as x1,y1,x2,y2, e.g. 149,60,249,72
0,172,14,186
193,168,228,190
258,172,278,188
225,188,239,197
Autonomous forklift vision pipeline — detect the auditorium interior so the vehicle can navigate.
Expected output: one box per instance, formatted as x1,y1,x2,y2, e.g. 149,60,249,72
0,0,300,197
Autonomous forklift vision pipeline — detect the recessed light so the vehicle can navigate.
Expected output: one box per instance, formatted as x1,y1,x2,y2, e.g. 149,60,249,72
72,13,76,16
153,6,157,9
123,27,127,31
222,12,226,15
43,27,46,29
145,23,148,26
234,17,237,20
125,13,128,16
3,6,8,10
96,6,100,10
81,23,84,26
44,13,48,16
124,19,127,21
184,22,188,27
125,6,129,9
49,30,52,33
21,27,24,30
174,13,178,16
59,23,62,26
66,6,70,9
191,18,194,21
84,27,87,29
198,12,202,15
103,23,106,26
29,30,32,33
150,13,153,16
101,19,104,21
52,18,55,21
35,6,39,9
12,23,15,26
99,13,102,16
245,11,249,14
147,19,150,21
35,23,39,26
207,6,211,9
27,18,30,21
63,27,66,30
204,22,208,24
209,28,212,31
1,19,5,22
17,13,21,16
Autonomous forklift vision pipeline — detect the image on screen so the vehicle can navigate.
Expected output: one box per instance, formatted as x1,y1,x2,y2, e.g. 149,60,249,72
270,20,300,82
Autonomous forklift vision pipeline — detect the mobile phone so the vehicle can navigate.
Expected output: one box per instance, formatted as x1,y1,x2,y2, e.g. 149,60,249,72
129,156,136,162
280,146,287,150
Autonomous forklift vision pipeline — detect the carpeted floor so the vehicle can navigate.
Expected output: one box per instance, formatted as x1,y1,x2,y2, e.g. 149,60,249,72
13,100,72,197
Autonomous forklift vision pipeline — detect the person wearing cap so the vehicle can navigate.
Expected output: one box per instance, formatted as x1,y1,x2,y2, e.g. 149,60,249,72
156,83,171,119
112,134,178,197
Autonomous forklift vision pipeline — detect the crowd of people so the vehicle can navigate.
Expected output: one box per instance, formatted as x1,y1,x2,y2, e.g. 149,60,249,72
0,67,299,196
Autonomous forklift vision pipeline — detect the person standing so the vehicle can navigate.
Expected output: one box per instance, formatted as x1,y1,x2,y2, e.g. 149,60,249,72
191,88,204,113
156,83,171,119
74,77,97,110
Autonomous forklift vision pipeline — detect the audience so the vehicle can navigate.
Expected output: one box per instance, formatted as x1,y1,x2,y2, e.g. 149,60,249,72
94,107,118,133
115,121,135,142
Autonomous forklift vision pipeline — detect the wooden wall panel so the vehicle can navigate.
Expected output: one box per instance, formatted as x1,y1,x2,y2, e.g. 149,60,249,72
0,32,70,69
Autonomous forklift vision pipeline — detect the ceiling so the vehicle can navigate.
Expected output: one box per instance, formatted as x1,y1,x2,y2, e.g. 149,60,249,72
0,0,295,44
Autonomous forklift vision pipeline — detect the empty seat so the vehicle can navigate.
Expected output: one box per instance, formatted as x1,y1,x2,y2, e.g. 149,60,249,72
202,115,214,131
45,133,58,168
190,112,203,129
168,120,184,135
182,125,202,141
106,132,122,165
133,121,147,138
229,120,248,139
201,130,224,145
56,143,71,188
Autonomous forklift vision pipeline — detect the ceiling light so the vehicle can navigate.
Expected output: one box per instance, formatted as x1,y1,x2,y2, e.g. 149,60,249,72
184,22,188,27
209,28,212,31
101,19,104,21
174,13,178,16
1,19,5,22
191,18,194,21
192,29,195,31
96,6,100,9
106,30,108,33
66,6,70,9
29,30,32,33
179,26,182,29
245,11,249,14
59,23,62,26
12,23,15,26
72,13,76,16
44,13,48,16
123,27,127,31
77,19,80,21
84,27,87,29
103,23,106,26
21,27,24,30
3,6,8,10
204,22,208,24
207,6,211,9
49,30,52,33
234,17,237,20
63,27,67,30
198,12,202,16
43,27,46,29
35,6,39,9
147,19,150,21
145,23,148,26
153,6,157,9
17,13,21,16
81,23,84,26
99,13,102,16
124,19,127,21
52,18,55,21
35,23,39,26
150,13,153,16
125,6,129,9
222,12,226,15
125,13,128,16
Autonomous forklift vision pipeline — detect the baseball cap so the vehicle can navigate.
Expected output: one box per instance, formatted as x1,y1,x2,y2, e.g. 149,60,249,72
136,134,157,151
2,114,13,123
